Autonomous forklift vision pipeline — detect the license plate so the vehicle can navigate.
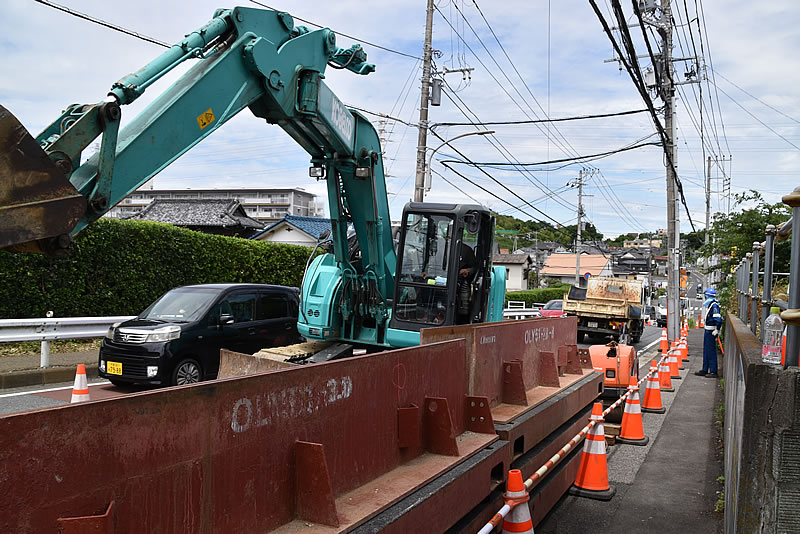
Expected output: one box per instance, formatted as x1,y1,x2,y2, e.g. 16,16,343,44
107,361,122,375
587,321,599,328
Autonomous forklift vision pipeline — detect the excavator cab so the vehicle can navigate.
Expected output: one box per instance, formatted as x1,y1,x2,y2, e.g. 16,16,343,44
390,203,495,332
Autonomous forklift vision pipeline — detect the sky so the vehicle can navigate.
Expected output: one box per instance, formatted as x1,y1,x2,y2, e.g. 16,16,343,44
1,0,798,238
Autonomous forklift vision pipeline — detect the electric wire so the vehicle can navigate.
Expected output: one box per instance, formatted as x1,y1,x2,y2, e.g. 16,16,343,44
248,0,421,60
432,108,650,127
592,0,697,232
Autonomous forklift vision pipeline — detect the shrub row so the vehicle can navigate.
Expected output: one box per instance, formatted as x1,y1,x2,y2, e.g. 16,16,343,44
0,219,312,319
505,284,571,307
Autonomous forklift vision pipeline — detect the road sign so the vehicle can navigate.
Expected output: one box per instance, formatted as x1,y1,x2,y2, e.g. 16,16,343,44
584,272,591,280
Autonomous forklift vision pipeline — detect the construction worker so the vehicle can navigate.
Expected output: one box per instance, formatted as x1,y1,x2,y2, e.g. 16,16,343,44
695,288,723,378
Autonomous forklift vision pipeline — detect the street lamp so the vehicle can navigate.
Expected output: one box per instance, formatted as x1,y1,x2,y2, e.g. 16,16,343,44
419,130,495,201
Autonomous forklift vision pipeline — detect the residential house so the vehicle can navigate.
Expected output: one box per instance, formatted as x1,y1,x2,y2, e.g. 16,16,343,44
540,253,612,286
493,253,533,291
611,247,652,279
127,199,264,238
250,215,334,246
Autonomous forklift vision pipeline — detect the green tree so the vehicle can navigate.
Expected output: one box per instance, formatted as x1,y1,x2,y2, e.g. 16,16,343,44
705,191,791,303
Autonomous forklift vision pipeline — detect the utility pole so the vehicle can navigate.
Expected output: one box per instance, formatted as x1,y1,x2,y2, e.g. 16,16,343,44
704,156,711,291
574,169,584,286
414,0,435,203
660,0,681,342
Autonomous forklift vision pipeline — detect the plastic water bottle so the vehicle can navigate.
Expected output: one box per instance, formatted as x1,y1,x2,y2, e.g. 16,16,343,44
762,307,784,365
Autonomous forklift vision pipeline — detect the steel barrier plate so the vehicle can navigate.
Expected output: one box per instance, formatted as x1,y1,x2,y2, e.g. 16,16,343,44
421,317,592,423
0,340,497,533
448,403,592,532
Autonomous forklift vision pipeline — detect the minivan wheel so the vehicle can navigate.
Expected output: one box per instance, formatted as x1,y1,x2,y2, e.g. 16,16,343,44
172,359,202,386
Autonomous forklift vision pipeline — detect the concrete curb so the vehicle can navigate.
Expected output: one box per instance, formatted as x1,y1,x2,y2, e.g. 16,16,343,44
0,364,99,390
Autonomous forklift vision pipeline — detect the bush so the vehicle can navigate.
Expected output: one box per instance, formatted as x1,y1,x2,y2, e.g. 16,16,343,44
0,219,312,318
506,286,570,307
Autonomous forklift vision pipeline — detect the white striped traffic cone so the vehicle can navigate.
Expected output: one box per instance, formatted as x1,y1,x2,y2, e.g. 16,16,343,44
70,364,90,403
569,402,616,500
617,373,649,446
502,469,534,534
642,360,666,414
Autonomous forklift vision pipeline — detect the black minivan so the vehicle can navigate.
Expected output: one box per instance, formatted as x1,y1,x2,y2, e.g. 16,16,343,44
98,284,301,386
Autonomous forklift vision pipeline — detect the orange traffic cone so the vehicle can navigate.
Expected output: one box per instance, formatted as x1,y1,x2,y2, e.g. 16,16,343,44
658,328,668,354
570,402,616,500
673,341,685,370
698,313,704,328
642,360,666,414
659,357,674,392
668,348,681,379
617,373,649,446
70,364,90,403
679,338,689,362
502,469,534,534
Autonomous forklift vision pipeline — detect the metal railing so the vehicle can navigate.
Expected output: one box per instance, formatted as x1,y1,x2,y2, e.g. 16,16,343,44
0,316,135,367
732,185,799,367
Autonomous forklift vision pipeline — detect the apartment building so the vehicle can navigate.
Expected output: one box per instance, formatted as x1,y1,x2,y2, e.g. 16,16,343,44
107,187,323,222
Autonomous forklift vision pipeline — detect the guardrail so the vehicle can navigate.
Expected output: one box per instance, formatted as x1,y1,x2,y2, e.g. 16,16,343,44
0,316,135,367
1,306,546,369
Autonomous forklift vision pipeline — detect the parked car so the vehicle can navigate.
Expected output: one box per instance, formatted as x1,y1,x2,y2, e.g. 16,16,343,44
644,305,656,323
98,283,301,386
540,299,565,318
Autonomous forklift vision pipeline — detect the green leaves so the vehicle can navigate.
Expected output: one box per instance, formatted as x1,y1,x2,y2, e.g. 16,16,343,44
0,219,312,319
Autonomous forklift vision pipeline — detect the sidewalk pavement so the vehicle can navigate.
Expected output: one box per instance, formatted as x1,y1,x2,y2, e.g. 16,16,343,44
537,327,724,534
0,350,98,389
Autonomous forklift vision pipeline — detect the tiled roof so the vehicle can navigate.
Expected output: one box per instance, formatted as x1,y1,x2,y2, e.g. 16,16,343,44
493,253,532,264
129,199,263,229
540,253,609,276
251,215,334,240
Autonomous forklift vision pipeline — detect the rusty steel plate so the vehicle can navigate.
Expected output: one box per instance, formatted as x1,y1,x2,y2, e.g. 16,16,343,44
493,372,603,460
0,340,497,533
422,317,591,423
448,404,592,532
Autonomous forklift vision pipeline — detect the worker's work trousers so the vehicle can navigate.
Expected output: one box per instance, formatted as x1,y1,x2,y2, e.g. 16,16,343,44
702,329,718,374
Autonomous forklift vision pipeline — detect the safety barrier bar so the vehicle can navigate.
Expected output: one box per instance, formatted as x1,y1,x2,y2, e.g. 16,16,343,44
0,316,135,367
477,350,671,534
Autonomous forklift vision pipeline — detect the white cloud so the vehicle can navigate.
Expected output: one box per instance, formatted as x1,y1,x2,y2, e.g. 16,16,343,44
0,0,797,236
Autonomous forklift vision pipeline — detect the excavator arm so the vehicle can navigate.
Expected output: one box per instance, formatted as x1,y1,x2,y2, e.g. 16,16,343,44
0,6,397,347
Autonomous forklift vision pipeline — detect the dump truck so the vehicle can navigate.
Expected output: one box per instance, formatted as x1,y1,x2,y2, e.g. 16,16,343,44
563,276,645,343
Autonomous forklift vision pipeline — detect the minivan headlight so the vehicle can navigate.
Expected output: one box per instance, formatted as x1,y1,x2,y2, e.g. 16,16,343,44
106,322,120,339
145,325,181,342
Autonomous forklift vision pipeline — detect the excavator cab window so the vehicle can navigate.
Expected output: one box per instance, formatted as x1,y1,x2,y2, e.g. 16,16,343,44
395,213,454,326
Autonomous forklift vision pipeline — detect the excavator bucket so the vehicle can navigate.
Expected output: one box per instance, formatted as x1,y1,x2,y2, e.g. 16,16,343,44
0,105,86,253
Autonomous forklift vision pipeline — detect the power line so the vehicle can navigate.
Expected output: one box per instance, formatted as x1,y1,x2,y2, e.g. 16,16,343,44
33,0,170,47
439,140,661,167
713,69,800,125
248,1,420,60
591,0,697,232
432,108,649,127
710,81,800,152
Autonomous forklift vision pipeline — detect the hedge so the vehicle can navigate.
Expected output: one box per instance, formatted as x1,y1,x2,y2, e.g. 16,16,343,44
0,219,313,319
505,284,571,307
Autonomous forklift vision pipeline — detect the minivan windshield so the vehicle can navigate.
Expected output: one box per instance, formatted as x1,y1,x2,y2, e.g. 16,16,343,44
139,287,222,322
